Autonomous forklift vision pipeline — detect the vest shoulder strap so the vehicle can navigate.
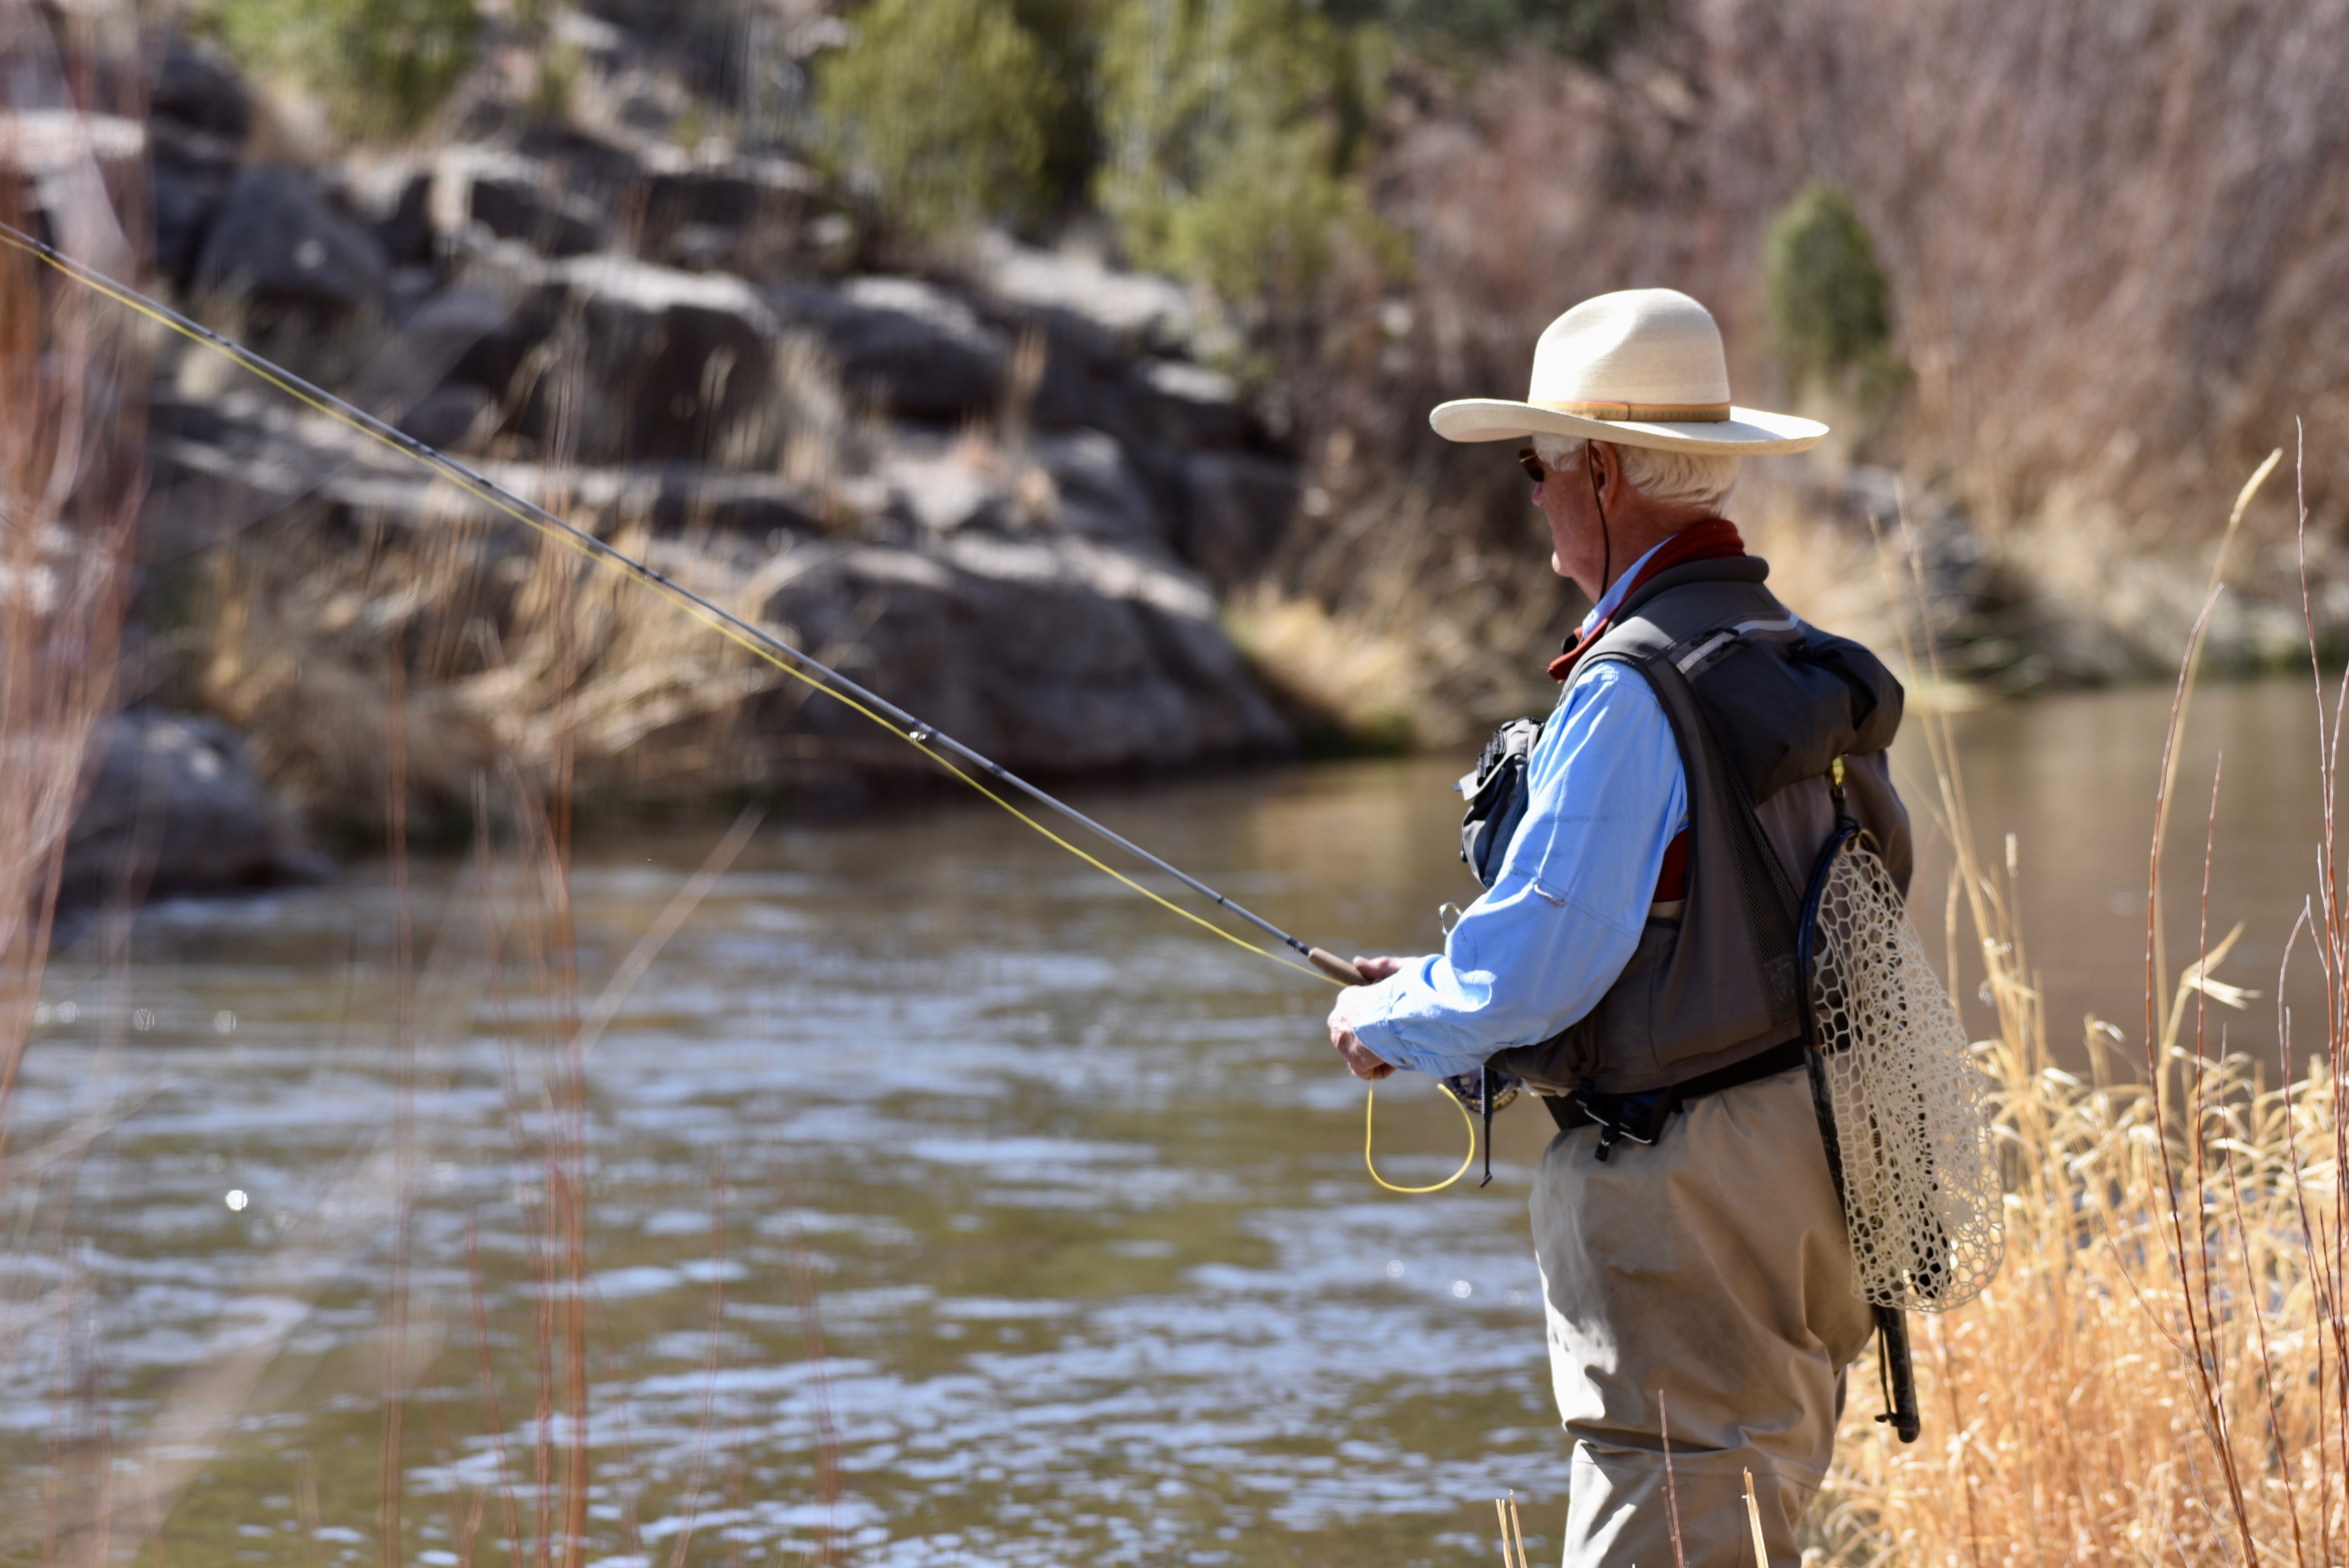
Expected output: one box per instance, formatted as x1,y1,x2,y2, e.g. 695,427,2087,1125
1579,574,1793,677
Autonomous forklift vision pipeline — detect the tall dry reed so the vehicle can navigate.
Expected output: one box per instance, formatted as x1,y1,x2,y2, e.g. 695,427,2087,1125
1804,458,2349,1564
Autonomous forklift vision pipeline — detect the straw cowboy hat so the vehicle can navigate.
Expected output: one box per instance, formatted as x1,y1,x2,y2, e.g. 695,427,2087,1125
1429,288,1827,456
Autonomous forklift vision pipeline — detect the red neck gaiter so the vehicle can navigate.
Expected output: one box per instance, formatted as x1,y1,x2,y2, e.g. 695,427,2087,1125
1548,518,1746,684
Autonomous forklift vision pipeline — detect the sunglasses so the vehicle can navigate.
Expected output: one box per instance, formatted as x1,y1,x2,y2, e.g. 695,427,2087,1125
1517,447,1546,485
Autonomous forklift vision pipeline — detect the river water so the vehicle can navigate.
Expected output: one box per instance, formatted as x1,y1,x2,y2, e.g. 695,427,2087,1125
0,679,2332,1566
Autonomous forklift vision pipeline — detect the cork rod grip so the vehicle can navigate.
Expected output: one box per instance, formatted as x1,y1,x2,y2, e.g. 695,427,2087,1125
1308,948,1367,985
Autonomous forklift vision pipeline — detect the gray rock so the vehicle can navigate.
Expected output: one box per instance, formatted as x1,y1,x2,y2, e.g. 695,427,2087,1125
378,169,436,267
143,287,520,556
770,277,1009,421
1026,343,1141,446
639,156,820,273
643,156,814,232
395,383,493,450
193,166,389,315
151,34,251,143
62,711,329,906
446,150,608,258
1178,451,1300,589
763,532,1292,774
973,234,1199,351
1134,357,1265,452
863,438,1019,536
150,134,238,283
512,255,787,467
1033,430,1165,548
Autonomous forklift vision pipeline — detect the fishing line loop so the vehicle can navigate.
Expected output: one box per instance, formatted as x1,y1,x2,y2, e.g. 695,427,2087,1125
1364,1078,1480,1194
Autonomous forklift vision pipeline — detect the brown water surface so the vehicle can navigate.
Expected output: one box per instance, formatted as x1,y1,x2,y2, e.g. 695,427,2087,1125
0,678,2326,1565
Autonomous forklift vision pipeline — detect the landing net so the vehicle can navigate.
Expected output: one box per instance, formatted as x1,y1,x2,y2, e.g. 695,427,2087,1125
1809,838,2003,1312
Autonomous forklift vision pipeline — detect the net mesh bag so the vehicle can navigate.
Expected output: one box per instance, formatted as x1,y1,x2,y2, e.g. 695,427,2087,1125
1809,837,2004,1312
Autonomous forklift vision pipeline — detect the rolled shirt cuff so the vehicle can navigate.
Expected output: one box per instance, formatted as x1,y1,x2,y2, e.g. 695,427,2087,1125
1349,958,1506,1080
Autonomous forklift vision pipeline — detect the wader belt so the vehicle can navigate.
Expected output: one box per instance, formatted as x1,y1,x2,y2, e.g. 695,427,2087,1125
1540,1037,1810,1160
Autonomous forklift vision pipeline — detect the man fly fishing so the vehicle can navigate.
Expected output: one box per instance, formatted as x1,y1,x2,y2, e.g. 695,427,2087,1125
1326,290,1914,1564
4,209,2001,1564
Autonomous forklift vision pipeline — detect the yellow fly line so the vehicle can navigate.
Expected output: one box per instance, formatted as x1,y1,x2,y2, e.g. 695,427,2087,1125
2,220,1483,1193
1365,1077,1479,1194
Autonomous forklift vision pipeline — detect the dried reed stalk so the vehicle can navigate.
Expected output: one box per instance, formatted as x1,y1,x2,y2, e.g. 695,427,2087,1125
0,16,141,1156
1806,451,2349,1564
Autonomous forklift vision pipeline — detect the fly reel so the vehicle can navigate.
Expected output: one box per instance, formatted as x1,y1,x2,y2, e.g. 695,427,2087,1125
1439,1065,1523,1187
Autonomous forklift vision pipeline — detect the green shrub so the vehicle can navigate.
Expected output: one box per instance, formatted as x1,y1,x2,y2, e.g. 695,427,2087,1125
814,0,1062,243
1094,0,1387,304
1761,182,1895,387
203,0,479,137
1332,0,1666,68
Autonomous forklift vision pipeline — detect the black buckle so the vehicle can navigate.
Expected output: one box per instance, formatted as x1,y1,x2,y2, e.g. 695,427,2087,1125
1573,1086,1675,1162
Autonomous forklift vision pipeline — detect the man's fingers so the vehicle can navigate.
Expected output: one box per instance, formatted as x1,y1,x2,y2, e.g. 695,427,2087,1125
1331,1031,1394,1082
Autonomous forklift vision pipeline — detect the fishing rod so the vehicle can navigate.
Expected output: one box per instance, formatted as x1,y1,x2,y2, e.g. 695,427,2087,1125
0,218,1372,987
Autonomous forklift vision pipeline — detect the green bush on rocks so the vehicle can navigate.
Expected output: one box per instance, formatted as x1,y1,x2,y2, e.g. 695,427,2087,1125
201,0,479,137
815,0,1063,245
1762,182,1896,391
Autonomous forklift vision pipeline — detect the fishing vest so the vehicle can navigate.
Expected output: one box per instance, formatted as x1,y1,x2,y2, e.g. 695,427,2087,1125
1489,558,1911,1098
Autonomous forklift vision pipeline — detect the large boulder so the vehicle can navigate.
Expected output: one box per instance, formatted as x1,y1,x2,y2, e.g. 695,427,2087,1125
433,148,607,258
1177,451,1301,590
763,531,1292,774
193,166,389,315
973,235,1201,353
62,711,330,906
504,255,787,467
150,134,240,283
147,35,249,281
150,34,251,143
1031,430,1167,550
770,277,1009,422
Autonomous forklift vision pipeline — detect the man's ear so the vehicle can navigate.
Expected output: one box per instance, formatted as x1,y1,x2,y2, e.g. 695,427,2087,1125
1589,440,1618,503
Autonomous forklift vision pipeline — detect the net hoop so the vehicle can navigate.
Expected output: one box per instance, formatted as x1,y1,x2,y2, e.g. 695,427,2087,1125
1809,837,2003,1313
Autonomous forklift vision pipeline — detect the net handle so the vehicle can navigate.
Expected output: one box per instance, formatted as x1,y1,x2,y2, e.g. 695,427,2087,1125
1796,756,1922,1444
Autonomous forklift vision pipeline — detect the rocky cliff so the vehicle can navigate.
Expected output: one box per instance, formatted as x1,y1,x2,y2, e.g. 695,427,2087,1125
94,21,1311,861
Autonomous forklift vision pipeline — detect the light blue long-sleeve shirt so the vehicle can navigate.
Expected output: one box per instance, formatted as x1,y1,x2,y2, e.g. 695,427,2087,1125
1351,543,1691,1080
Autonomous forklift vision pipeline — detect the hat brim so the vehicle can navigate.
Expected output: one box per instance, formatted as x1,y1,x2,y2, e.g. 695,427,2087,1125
1428,398,1827,455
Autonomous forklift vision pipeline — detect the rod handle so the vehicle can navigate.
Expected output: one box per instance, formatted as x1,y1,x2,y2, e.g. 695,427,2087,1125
1309,948,1367,985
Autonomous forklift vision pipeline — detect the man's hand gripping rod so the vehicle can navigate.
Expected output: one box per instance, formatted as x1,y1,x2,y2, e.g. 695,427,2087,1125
0,220,1369,987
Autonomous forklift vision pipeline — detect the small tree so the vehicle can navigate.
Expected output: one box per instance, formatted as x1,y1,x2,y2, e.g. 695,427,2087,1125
814,0,1061,244
1094,0,1387,305
1761,182,1896,391
205,0,479,137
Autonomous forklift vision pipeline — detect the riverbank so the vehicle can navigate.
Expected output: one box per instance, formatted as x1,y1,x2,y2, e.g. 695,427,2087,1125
24,0,2340,885
56,20,1311,859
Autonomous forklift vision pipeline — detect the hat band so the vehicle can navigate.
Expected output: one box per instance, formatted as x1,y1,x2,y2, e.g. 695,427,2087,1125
1538,397,1732,423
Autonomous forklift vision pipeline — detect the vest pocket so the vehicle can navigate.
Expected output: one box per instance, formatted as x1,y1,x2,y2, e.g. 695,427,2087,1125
1584,915,1681,1085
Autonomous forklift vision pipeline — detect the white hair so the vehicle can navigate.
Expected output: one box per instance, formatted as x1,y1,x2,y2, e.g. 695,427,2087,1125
1533,434,1740,511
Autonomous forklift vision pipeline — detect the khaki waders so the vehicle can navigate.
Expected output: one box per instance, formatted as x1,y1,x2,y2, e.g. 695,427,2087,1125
1530,1065,1875,1566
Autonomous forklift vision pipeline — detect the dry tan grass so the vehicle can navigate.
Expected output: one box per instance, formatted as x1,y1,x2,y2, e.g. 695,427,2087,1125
0,100,143,1076
1802,478,2349,1563
193,486,812,835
